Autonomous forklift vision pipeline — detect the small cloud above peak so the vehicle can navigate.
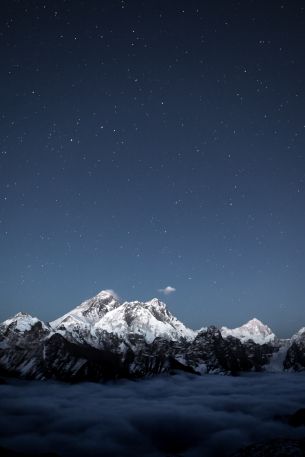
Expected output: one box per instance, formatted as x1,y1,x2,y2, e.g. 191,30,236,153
158,286,176,295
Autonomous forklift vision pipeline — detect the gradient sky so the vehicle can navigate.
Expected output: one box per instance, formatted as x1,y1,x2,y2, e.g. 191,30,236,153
1,0,305,337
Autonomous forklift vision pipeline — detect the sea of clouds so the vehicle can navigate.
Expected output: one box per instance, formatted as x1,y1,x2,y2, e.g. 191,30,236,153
1,372,305,456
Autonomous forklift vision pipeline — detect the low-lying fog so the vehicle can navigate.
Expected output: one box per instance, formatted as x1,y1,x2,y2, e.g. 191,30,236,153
1,373,305,456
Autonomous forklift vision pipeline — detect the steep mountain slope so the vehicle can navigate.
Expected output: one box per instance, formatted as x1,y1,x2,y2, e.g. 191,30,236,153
284,327,305,371
51,290,121,328
0,312,51,378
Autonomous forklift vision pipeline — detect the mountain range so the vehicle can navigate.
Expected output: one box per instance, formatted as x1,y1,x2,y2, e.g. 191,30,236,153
0,290,304,381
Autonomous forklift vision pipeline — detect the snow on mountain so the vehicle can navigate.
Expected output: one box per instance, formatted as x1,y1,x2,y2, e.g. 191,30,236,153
50,290,120,329
292,327,305,341
50,291,195,344
94,298,196,343
1,312,48,333
221,318,276,344
2,292,304,380
0,296,279,349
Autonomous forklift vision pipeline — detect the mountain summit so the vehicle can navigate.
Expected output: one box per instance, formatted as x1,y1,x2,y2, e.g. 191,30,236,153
51,289,121,327
50,290,195,344
221,318,276,344
1,312,49,334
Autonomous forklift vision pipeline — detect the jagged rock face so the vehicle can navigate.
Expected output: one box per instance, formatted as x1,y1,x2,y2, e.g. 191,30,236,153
81,291,120,321
284,329,305,371
0,325,128,382
0,290,302,381
0,313,51,379
43,333,128,382
0,312,50,340
184,326,268,374
243,340,278,371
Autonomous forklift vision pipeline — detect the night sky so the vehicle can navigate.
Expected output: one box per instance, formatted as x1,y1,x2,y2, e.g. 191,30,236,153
1,0,305,337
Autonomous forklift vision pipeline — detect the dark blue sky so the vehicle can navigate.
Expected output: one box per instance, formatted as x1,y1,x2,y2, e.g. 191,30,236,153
1,0,305,337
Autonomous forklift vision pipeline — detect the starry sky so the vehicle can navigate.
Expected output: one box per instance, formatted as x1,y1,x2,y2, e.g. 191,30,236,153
1,0,305,337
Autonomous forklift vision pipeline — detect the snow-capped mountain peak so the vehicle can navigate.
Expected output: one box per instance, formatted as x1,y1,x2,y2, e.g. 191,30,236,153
144,298,170,319
221,317,276,344
95,290,119,300
49,291,195,344
92,298,195,343
1,312,46,333
145,297,166,307
50,290,121,330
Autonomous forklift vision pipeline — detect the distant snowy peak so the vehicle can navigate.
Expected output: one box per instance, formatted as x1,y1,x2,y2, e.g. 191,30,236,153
50,290,121,329
221,318,276,344
1,312,48,333
50,291,195,343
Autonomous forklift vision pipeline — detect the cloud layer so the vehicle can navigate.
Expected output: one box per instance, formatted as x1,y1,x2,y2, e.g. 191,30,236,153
0,373,305,457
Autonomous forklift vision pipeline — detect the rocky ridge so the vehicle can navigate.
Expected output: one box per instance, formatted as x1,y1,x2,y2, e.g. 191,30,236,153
0,290,304,381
